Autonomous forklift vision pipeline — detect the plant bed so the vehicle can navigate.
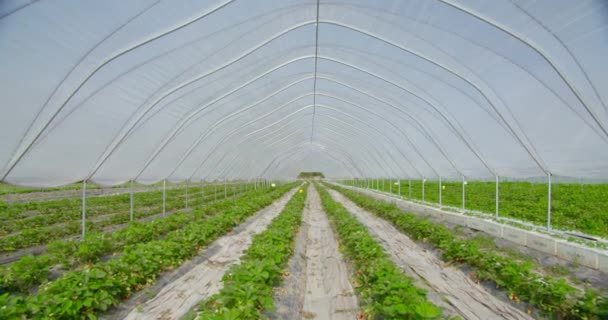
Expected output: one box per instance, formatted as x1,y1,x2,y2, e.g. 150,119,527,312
328,183,608,319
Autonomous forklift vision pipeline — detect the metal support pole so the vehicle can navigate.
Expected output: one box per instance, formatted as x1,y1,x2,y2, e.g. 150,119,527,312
495,175,499,218
389,177,393,194
422,178,426,202
408,178,412,199
462,176,466,211
547,173,552,230
81,180,87,239
130,180,134,222
439,176,442,208
382,177,385,191
214,183,217,200
162,179,166,216
185,180,189,209
398,178,401,198
201,180,205,206
224,180,227,198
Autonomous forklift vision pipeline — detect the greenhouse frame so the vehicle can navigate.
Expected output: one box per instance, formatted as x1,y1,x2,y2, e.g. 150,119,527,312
1,0,607,319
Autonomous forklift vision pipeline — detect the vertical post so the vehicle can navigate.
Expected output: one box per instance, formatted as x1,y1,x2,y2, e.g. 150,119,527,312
382,177,385,191
214,183,217,200
162,179,166,216
81,180,87,239
389,177,393,194
398,178,401,198
495,175,499,218
547,173,552,231
224,180,227,198
130,180,134,222
422,178,426,202
201,179,205,206
462,176,466,211
439,176,442,208
408,178,412,199
185,180,189,209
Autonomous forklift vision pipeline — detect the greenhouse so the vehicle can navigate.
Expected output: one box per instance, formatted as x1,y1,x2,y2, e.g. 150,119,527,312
0,0,607,319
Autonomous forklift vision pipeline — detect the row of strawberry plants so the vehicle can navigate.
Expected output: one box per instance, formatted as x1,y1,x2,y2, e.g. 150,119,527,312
0,183,255,252
328,183,608,319
0,181,252,231
345,179,608,238
0,182,298,319
196,185,308,319
316,184,443,320
0,186,273,294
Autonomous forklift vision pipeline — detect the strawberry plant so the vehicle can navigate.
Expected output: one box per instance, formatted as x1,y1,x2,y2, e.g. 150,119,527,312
198,185,307,319
0,183,298,319
329,183,608,319
316,184,442,320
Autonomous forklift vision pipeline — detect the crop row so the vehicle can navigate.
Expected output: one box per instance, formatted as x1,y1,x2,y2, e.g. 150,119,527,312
0,182,298,319
0,183,256,252
0,185,276,295
0,181,254,228
316,184,443,319
0,182,105,196
328,183,608,319
196,185,308,319
344,179,608,238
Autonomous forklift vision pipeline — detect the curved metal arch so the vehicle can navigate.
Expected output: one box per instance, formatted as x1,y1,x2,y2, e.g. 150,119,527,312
1,0,236,180
128,56,316,179
163,74,440,181
313,106,432,176
89,18,544,182
320,2,607,143
220,139,364,180
263,133,390,179
317,19,549,174
318,56,496,174
85,18,549,180
6,14,565,181
202,119,394,182
255,124,398,178
162,70,473,180
198,117,392,181
264,147,358,179
258,141,364,178
438,0,608,139
211,113,408,181
82,23,320,180
35,4,318,145
160,80,316,179
312,123,402,177
185,104,416,181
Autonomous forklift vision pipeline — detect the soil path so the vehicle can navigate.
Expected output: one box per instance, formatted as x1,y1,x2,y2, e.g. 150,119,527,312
281,185,360,319
112,188,298,320
328,189,532,320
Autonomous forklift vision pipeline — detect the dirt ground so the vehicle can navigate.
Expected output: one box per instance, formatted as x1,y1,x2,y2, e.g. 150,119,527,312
103,188,298,320
270,184,359,320
328,189,532,320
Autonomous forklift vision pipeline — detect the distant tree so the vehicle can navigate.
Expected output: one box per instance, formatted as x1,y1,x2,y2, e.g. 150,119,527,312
297,172,325,179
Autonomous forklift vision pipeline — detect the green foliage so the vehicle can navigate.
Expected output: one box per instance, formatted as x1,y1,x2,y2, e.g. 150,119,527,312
297,172,325,178
0,182,255,252
346,179,608,238
0,183,299,319
198,185,307,319
316,185,442,320
329,183,608,319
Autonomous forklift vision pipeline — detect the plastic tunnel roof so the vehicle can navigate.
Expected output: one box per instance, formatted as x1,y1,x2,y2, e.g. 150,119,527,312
1,0,608,186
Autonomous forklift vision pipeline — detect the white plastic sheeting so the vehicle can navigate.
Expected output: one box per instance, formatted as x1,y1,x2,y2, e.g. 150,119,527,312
0,0,607,186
